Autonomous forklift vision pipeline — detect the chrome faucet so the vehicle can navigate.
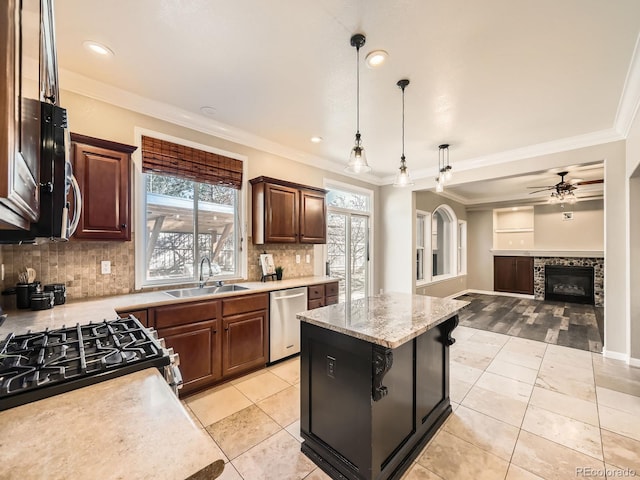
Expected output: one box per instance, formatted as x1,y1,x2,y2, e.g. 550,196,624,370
199,257,212,288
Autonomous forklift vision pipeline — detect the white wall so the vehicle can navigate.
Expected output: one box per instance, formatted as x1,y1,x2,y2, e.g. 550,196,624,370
467,210,494,291
379,185,414,294
533,200,604,250
604,142,628,358
626,102,640,362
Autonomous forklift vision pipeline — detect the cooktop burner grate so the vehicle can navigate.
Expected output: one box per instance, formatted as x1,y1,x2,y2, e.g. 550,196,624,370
0,316,170,411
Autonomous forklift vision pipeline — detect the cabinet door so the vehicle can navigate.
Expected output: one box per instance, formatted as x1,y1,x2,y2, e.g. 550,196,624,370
222,310,267,378
514,257,534,294
158,319,221,396
299,190,326,243
0,0,40,229
72,138,133,240
265,183,298,243
494,256,515,293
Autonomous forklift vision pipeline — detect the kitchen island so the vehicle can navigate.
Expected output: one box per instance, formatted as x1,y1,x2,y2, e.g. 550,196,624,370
298,292,468,480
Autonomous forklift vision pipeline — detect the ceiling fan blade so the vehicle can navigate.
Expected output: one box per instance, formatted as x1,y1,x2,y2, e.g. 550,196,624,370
526,185,554,189
529,188,553,194
574,179,604,185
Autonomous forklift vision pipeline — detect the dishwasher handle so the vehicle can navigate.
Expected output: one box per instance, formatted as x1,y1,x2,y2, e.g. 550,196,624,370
272,292,306,301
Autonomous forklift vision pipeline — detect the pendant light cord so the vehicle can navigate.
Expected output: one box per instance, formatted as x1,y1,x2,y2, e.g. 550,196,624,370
401,85,405,159
356,45,360,134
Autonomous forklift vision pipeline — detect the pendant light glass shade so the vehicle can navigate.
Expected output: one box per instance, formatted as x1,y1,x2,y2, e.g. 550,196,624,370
435,144,451,191
393,79,414,187
345,34,371,174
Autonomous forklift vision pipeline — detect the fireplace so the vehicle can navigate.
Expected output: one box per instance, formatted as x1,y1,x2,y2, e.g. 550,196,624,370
544,265,595,305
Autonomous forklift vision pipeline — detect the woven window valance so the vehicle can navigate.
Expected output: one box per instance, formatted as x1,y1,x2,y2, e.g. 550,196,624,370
141,136,243,189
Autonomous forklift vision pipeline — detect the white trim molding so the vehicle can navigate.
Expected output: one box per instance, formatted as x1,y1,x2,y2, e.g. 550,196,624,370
602,348,630,363
615,33,640,138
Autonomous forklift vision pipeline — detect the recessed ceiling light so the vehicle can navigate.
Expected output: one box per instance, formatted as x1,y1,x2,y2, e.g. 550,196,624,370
310,136,323,143
83,40,114,57
365,50,388,68
200,106,217,117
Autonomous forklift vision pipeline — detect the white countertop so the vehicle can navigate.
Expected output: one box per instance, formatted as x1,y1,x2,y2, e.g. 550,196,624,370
0,276,338,336
297,292,469,349
0,369,222,480
491,249,604,258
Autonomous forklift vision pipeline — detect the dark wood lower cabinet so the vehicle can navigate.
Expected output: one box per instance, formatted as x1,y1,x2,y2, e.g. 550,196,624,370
222,311,268,377
307,281,340,310
494,256,533,295
158,319,221,395
148,293,268,397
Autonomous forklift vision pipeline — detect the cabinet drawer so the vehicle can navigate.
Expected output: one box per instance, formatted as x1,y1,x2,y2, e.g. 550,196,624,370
308,284,325,300
325,282,339,297
308,298,324,310
222,293,269,316
152,299,220,329
325,295,339,306
117,309,149,327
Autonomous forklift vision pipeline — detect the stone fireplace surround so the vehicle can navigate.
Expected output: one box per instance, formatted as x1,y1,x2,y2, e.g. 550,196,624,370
534,257,604,307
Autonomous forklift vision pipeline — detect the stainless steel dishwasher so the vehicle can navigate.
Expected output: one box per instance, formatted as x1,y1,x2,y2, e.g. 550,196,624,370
269,287,308,363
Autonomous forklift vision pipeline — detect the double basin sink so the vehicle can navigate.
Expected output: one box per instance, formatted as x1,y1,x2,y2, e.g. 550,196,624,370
165,284,249,299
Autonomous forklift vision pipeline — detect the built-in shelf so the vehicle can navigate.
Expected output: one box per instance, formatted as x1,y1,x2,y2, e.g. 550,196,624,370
494,228,534,233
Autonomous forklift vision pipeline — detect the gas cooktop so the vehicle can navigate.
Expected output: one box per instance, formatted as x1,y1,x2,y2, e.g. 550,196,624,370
0,316,170,411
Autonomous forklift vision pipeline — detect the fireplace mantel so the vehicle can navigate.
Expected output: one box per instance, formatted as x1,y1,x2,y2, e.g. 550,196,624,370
491,250,604,258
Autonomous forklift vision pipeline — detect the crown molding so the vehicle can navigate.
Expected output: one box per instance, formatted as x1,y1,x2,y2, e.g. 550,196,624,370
59,69,384,186
60,68,626,190
615,33,640,138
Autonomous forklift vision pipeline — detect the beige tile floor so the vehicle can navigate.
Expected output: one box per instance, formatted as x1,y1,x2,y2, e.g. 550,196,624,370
182,326,640,480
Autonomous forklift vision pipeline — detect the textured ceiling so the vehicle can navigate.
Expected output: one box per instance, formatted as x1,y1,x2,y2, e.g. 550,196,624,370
54,0,640,198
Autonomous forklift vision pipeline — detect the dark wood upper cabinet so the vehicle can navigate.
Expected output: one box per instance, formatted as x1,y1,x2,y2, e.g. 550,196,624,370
250,176,327,244
494,256,533,295
0,0,43,229
71,133,137,241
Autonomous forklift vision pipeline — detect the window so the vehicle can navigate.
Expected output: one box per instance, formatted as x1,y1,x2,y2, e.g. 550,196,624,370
416,204,465,284
142,173,240,285
325,182,373,302
416,211,429,282
458,220,467,275
135,132,245,288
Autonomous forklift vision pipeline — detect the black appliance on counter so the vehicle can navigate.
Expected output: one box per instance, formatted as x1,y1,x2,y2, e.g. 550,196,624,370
0,317,182,411
43,283,66,305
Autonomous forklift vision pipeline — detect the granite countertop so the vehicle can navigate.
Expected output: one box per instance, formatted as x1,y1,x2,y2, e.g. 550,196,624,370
297,292,469,349
0,276,338,336
0,369,222,480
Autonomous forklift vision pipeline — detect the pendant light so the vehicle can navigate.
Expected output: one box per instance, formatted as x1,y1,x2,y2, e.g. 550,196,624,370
345,34,371,174
393,79,414,187
435,144,451,192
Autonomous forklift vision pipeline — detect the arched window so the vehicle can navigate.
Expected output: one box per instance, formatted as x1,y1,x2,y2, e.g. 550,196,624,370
432,205,457,278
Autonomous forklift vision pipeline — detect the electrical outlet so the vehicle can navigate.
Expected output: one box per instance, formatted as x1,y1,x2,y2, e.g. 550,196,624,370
326,356,336,378
101,261,111,275
305,254,311,263
296,254,301,264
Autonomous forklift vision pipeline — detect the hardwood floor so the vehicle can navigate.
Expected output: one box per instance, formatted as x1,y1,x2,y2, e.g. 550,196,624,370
454,293,604,353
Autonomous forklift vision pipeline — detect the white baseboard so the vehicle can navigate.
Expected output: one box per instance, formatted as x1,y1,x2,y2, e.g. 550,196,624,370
465,289,535,300
602,348,630,363
629,357,640,368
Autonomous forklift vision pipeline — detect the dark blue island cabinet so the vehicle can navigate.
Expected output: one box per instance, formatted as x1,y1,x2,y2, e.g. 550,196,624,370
298,293,468,480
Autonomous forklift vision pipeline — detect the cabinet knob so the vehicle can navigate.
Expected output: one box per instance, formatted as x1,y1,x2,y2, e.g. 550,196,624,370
120,224,127,229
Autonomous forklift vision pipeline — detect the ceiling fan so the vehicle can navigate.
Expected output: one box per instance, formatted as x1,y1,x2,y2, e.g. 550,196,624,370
527,171,604,202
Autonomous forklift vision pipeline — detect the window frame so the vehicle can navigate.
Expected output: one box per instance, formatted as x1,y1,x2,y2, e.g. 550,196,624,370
133,128,248,290
323,179,374,302
416,209,431,286
415,203,467,287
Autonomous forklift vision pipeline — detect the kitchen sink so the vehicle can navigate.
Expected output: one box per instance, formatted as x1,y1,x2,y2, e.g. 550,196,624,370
165,284,249,298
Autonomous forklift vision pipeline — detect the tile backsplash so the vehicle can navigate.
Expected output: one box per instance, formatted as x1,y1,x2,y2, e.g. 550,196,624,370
1,236,314,302
1,239,134,300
